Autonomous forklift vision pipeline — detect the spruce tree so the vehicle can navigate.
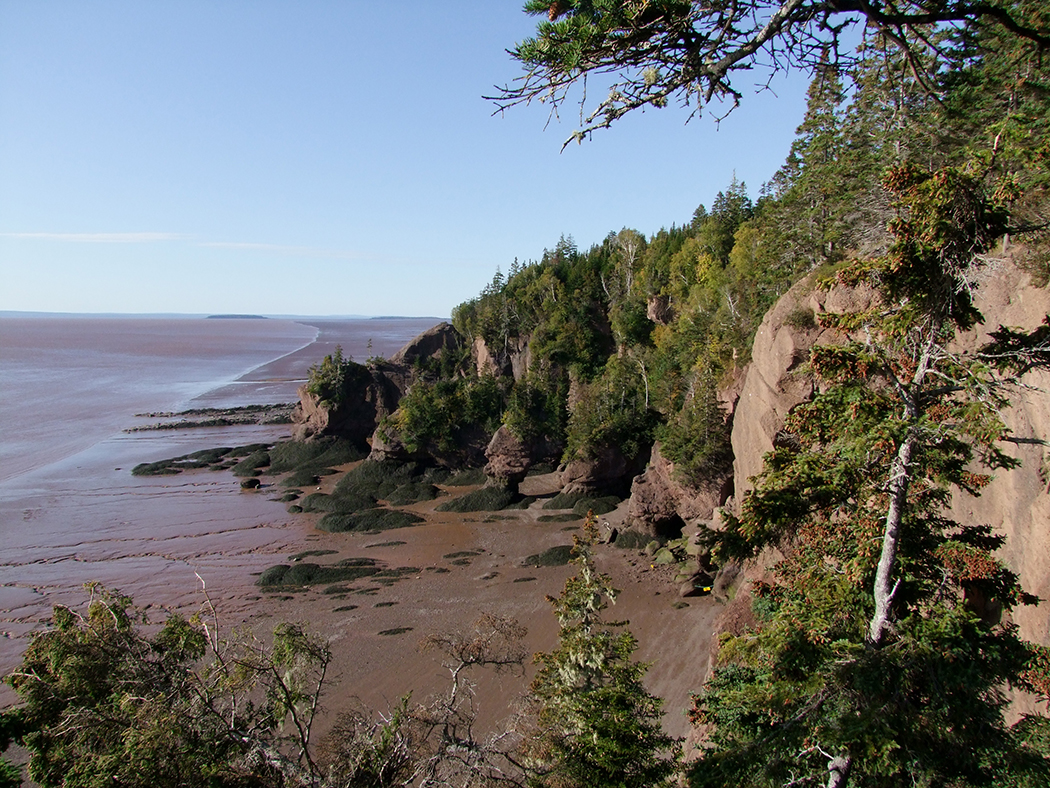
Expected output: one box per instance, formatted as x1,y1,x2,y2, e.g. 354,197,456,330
523,518,679,788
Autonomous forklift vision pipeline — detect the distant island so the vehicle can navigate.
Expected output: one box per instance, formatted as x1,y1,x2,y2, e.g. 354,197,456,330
206,314,269,320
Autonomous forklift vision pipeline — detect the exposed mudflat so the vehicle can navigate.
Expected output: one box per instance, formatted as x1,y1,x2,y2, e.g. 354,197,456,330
1,453,721,742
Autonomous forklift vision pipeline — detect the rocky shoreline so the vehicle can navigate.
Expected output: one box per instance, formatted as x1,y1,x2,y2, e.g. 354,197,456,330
125,403,296,431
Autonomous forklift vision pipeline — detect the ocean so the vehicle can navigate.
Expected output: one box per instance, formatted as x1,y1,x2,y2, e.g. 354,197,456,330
0,314,442,682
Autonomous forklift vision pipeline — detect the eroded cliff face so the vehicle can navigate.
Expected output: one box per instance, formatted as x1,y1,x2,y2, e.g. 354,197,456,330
948,263,1050,670
715,259,1050,667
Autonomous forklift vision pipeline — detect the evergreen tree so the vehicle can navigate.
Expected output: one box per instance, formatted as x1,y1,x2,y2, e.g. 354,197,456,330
523,518,679,788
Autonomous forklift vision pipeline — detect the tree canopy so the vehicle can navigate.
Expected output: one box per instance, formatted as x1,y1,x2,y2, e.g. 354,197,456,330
492,0,1049,147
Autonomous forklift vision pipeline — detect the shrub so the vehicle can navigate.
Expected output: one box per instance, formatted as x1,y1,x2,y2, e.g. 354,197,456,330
563,356,656,463
393,376,505,454
305,346,352,407
658,382,733,485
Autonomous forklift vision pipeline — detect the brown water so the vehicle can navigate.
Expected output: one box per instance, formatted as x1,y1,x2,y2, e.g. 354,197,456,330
0,315,442,684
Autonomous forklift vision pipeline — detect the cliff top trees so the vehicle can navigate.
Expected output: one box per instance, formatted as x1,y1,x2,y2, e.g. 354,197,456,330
492,0,1049,147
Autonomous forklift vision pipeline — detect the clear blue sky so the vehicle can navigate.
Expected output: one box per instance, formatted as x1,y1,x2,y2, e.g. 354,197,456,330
0,1,811,318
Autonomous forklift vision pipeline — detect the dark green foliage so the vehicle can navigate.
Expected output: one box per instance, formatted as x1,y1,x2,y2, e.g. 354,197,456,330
288,549,338,561
538,513,581,523
503,375,567,445
542,491,591,510
130,461,182,476
132,443,274,476
333,459,446,501
564,355,656,464
613,529,651,550
657,380,733,484
503,495,537,510
305,346,353,408
522,520,680,787
282,470,320,487
298,490,377,515
523,545,575,567
256,561,381,588
391,375,505,455
435,486,521,513
5,588,334,787
317,509,425,534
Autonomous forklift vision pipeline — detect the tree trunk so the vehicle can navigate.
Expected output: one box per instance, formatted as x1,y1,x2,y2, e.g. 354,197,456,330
867,429,915,646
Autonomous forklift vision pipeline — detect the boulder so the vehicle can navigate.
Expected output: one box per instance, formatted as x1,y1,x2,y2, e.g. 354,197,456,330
366,422,419,464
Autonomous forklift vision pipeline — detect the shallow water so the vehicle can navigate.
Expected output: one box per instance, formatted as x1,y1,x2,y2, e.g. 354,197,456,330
0,314,442,679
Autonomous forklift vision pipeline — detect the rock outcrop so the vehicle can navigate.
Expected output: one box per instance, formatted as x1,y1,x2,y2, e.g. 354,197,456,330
293,322,463,444
948,261,1050,708
731,274,878,504
561,443,649,496
627,443,733,537
292,365,401,445
389,322,461,368
471,334,533,381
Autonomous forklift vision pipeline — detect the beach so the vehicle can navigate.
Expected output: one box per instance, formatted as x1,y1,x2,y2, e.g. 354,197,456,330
0,314,719,739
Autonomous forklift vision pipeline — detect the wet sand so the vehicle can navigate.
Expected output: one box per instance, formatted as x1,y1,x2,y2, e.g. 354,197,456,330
1,448,720,739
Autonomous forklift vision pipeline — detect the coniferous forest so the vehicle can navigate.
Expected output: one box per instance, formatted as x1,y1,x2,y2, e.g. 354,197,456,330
3,2,1050,787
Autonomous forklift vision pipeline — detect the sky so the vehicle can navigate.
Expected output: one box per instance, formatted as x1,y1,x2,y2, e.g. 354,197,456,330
0,1,813,318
